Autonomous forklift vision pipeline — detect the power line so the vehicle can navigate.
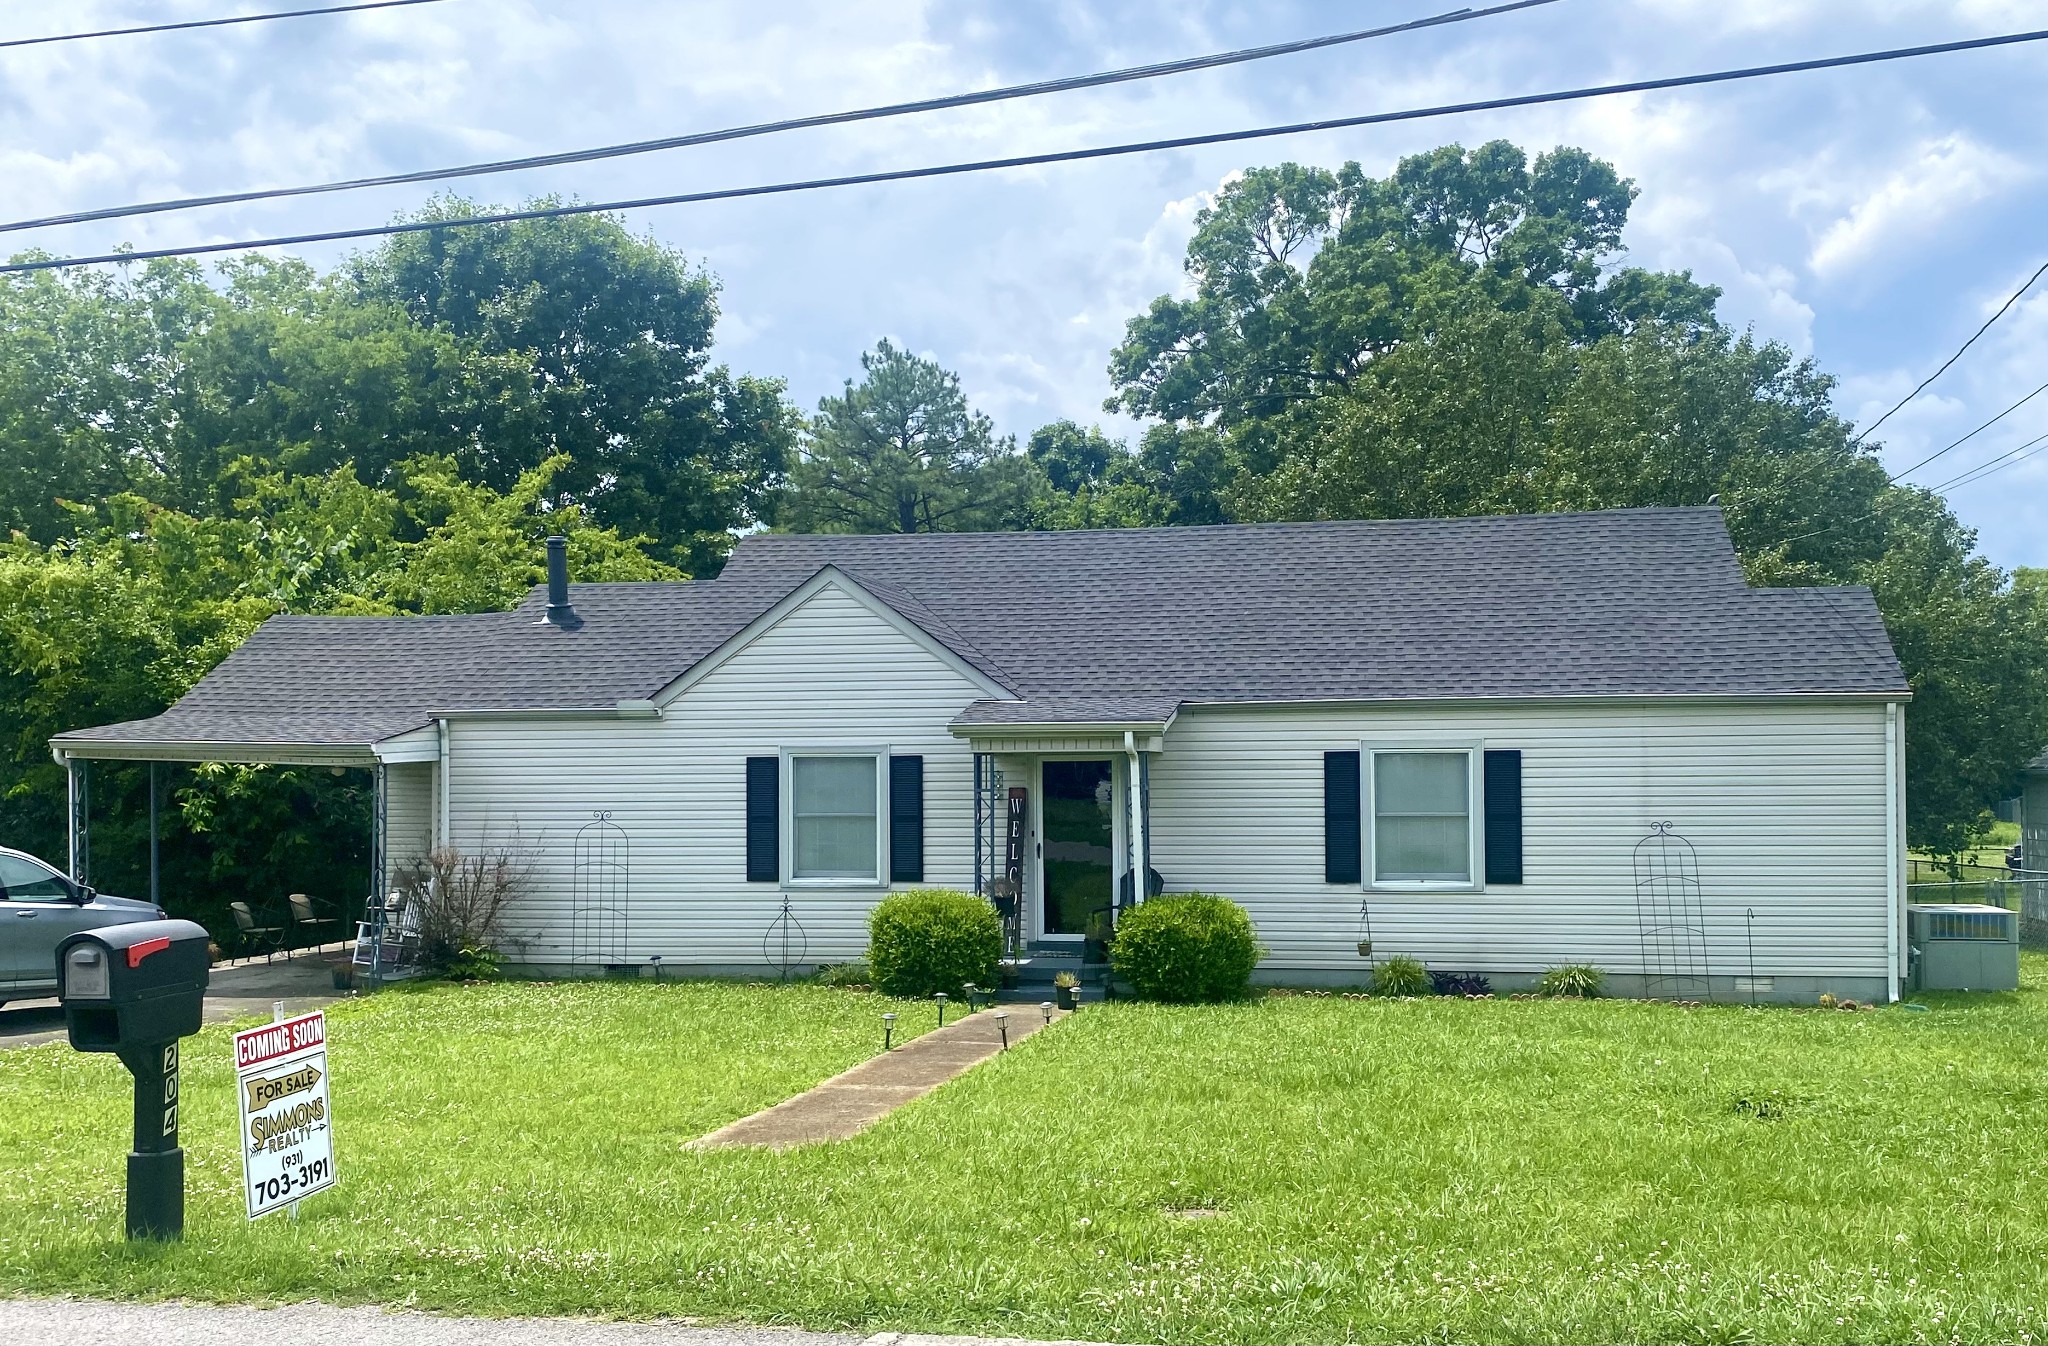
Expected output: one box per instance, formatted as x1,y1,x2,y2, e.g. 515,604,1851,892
1891,375,2048,480
0,0,1564,237
6,26,2046,277
1926,429,2048,494
1769,412,2048,552
1852,257,2048,445
0,0,455,51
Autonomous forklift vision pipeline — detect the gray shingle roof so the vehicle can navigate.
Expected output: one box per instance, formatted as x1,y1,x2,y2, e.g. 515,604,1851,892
55,508,1909,755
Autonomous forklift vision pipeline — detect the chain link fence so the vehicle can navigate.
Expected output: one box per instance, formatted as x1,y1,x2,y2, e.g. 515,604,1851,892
1908,861,2048,949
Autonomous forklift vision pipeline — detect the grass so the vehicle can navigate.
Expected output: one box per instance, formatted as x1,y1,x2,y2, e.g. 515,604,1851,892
7,967,2048,1344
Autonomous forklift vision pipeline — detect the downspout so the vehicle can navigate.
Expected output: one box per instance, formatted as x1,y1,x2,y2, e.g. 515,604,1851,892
1885,701,1902,1002
1124,730,1148,908
436,717,451,854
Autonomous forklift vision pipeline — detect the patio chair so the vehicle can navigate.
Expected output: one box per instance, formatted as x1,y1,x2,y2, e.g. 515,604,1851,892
288,892,343,947
352,890,424,975
230,900,287,961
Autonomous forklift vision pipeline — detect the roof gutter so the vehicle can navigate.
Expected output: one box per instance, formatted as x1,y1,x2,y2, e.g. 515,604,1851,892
47,739,380,767
1170,689,1913,710
949,719,1172,738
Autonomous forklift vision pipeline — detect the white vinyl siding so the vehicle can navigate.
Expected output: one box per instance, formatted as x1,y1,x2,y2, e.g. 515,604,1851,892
1147,700,1894,982
440,581,982,967
380,760,435,893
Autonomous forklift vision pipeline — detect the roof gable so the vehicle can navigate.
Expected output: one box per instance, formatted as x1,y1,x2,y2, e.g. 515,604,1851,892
650,567,1014,706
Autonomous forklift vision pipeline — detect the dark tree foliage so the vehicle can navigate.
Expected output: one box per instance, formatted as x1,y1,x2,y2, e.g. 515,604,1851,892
782,339,1038,534
350,199,797,574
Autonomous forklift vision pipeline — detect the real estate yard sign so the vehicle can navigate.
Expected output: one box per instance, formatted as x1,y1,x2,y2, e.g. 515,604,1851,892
234,1010,336,1219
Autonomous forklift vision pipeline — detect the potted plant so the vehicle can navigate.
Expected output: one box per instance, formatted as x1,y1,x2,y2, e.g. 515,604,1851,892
1054,970,1082,1010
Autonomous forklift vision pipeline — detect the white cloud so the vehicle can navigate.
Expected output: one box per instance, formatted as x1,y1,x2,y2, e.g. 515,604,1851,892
1807,135,2031,279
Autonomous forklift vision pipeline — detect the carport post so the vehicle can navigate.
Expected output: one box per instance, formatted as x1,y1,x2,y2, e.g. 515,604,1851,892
149,763,161,910
66,756,90,885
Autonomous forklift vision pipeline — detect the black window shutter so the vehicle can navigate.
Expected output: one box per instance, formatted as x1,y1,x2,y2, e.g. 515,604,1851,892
889,755,924,883
1483,749,1524,885
745,756,779,882
1324,751,1361,885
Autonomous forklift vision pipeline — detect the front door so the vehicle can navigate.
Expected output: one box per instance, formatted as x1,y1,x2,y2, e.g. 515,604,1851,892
1040,759,1114,940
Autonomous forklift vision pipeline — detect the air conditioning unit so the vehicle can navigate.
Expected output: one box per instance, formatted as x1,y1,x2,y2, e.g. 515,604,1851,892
1907,904,2019,992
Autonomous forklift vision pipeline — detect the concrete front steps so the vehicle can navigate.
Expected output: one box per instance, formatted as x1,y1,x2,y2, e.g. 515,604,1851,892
996,949,1111,1004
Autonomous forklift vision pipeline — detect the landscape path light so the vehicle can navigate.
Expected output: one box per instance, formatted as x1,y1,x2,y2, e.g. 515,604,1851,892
934,991,948,1027
882,1012,898,1051
1041,1001,1054,1026
993,1010,1009,1051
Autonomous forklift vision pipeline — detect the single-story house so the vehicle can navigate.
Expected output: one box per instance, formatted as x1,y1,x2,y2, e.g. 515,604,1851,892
53,507,1911,1002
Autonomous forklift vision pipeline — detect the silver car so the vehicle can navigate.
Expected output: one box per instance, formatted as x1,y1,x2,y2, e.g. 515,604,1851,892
0,847,165,1005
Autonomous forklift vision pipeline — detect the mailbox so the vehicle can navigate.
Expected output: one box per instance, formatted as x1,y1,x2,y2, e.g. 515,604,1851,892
57,919,211,1052
55,918,211,1241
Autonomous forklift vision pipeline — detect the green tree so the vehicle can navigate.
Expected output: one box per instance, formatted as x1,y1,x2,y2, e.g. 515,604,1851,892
783,339,1037,533
1106,143,1719,433
0,260,217,541
351,199,797,572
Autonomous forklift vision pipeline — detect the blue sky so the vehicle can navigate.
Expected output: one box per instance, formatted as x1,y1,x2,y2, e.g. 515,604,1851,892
3,0,2044,568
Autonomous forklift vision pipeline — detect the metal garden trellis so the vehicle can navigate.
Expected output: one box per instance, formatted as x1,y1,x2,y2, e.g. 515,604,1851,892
762,894,808,982
1634,821,1712,1001
570,810,630,967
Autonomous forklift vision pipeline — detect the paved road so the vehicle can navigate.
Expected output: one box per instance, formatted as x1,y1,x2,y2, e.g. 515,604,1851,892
0,951,348,1050
0,1300,1108,1346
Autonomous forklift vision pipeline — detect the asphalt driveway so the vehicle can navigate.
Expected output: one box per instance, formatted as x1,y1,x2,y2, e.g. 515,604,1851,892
0,949,349,1050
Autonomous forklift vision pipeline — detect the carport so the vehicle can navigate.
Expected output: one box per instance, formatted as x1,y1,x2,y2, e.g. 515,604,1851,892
48,712,443,912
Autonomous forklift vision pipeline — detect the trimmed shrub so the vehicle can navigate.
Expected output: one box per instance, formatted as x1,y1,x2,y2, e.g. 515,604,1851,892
1110,893,1262,1003
867,889,1002,997
1536,963,1605,998
1370,955,1432,997
1430,970,1492,997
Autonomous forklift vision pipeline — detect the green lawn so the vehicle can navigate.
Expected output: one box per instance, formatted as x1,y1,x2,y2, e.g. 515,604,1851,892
6,968,2048,1344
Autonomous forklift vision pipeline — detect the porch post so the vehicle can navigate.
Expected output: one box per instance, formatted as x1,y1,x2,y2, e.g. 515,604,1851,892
1124,732,1148,908
149,762,161,909
371,762,388,901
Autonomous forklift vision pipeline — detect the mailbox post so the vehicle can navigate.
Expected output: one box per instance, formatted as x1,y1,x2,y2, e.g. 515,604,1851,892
55,919,211,1241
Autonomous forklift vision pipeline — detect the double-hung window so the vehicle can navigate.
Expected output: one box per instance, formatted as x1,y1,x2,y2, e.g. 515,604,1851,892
786,752,885,883
1367,745,1480,889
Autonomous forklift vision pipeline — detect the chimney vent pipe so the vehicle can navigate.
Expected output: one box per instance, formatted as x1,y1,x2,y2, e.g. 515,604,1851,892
542,535,576,627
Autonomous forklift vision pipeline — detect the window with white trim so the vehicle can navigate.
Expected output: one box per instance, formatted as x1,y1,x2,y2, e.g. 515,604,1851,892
1368,747,1478,887
788,753,883,882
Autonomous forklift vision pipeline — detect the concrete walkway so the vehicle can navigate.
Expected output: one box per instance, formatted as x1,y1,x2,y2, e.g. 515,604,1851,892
694,1005,1067,1149
0,947,351,1051
0,1299,1122,1346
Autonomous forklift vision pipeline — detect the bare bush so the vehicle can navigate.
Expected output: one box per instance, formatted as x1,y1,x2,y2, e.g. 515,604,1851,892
394,835,538,971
